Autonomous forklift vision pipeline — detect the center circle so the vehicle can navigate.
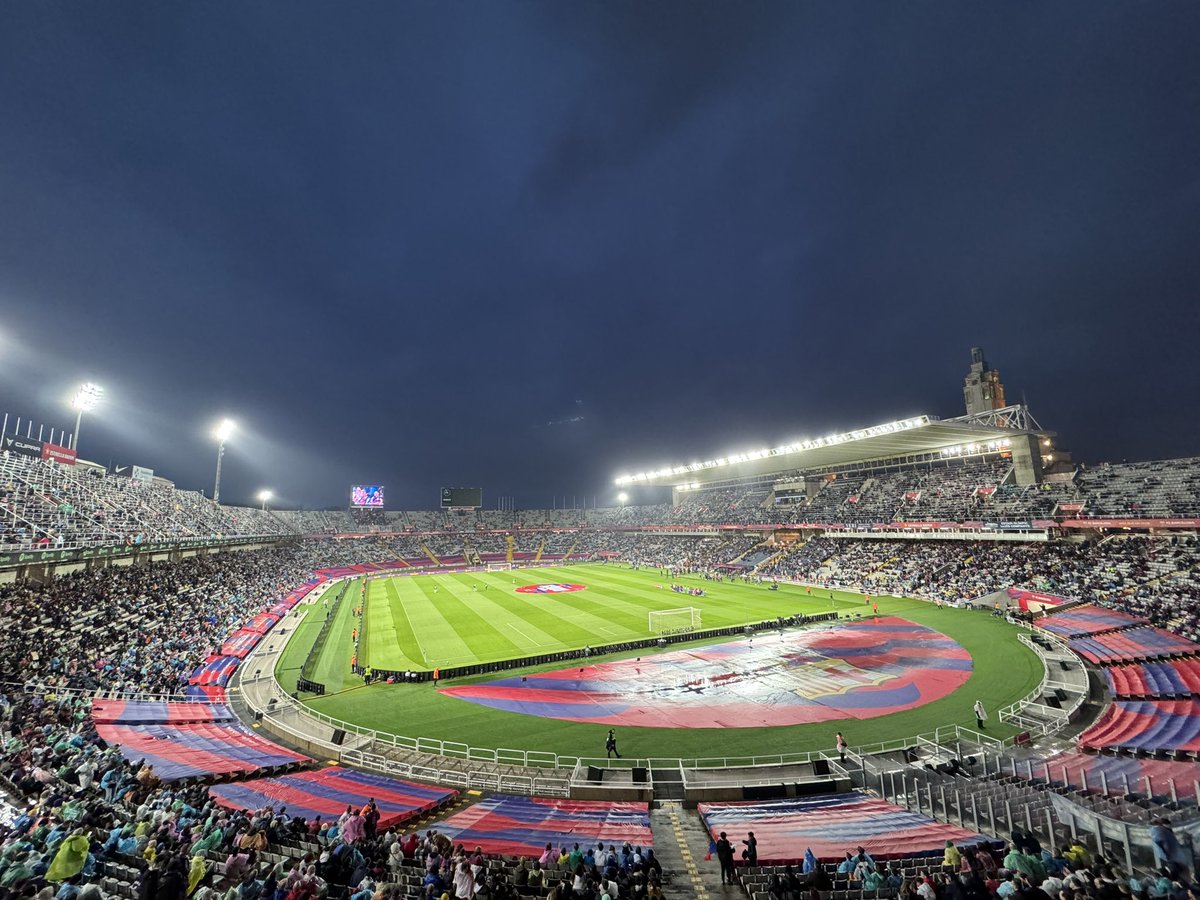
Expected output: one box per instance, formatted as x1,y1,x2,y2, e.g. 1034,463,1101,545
514,582,588,594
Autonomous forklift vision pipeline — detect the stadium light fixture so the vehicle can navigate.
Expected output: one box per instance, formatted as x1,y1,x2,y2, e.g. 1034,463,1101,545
213,418,236,443
614,415,934,486
69,382,104,452
211,418,236,505
257,489,273,511
617,492,628,507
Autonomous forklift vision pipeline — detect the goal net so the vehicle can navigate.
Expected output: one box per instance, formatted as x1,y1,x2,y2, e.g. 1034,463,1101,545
486,563,514,571
648,606,702,635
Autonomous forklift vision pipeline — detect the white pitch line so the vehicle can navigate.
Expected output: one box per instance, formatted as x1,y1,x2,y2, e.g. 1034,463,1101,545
599,626,623,636
507,623,535,645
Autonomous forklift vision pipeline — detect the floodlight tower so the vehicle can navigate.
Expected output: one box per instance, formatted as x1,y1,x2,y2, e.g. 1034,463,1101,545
257,489,273,511
617,492,628,508
212,419,236,504
70,382,104,452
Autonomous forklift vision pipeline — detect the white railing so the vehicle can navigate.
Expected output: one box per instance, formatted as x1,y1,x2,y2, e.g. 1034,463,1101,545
997,623,1086,734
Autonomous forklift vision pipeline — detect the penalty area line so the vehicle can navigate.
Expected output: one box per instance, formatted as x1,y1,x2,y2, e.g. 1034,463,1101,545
507,623,535,645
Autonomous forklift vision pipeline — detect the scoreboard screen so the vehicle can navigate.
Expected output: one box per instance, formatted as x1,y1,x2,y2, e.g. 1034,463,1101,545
441,487,482,509
351,485,385,507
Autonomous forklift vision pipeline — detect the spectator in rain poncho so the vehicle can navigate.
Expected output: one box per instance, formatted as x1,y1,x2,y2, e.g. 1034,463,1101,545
46,830,89,883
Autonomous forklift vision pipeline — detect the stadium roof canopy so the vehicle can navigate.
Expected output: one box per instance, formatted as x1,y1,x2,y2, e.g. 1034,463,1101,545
614,406,1041,488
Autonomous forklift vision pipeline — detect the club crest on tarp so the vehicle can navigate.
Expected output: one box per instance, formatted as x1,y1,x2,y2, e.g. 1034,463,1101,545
514,583,588,594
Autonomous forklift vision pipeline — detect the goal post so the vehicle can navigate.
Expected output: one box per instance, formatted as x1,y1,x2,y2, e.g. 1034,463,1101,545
648,606,702,635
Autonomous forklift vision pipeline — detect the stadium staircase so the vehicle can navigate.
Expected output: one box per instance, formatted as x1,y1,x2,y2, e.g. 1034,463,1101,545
729,541,769,567
505,534,515,562
752,538,797,576
463,537,482,565
419,541,442,565
649,802,724,900
534,537,546,562
561,538,579,559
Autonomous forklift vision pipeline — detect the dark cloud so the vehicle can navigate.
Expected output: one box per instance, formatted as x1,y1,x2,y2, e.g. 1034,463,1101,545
0,2,1197,508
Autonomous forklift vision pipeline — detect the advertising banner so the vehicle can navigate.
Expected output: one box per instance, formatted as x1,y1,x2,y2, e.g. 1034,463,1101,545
1059,518,1200,529
132,465,154,483
41,442,76,465
3,436,43,458
108,464,132,478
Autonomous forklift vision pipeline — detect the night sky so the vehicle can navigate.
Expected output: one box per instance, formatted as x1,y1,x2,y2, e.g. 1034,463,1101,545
1,4,1197,510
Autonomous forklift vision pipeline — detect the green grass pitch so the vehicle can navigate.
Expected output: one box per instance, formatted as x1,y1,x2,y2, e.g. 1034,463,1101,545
277,563,1043,760
361,564,858,670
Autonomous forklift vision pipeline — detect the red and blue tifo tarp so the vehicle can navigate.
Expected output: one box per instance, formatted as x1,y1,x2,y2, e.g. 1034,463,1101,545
209,767,456,829
189,655,240,687
439,617,972,728
96,721,310,781
432,796,652,858
244,612,282,634
91,699,236,725
698,793,991,864
1069,627,1199,664
1014,750,1200,802
1106,660,1200,698
1077,700,1200,754
1037,604,1146,638
220,629,264,659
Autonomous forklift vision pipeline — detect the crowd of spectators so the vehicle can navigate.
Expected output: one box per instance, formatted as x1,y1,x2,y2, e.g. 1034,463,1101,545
0,526,1198,898
6,447,1200,555
0,684,668,900
744,834,1182,900
1072,458,1200,519
0,541,409,694
0,454,293,552
754,536,1200,621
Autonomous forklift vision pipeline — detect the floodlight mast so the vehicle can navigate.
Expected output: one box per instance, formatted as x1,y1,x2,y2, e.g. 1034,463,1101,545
257,489,273,511
212,419,236,504
69,382,104,452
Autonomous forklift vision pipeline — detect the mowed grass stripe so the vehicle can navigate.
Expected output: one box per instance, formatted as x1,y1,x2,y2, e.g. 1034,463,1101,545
546,566,779,629
362,580,424,671
363,581,397,670
422,579,526,666
274,602,321,693
310,579,361,692
505,567,707,628
440,575,571,652
569,567,853,625
455,570,655,638
435,576,536,646
382,579,427,668
470,571,661,641
446,573,633,650
394,579,476,665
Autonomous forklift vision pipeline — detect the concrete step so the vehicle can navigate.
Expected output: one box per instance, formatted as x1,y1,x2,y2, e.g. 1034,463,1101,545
650,801,732,900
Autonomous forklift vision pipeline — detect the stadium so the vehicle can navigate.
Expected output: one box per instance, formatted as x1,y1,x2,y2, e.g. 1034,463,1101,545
2,347,1199,900
4,5,1199,898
